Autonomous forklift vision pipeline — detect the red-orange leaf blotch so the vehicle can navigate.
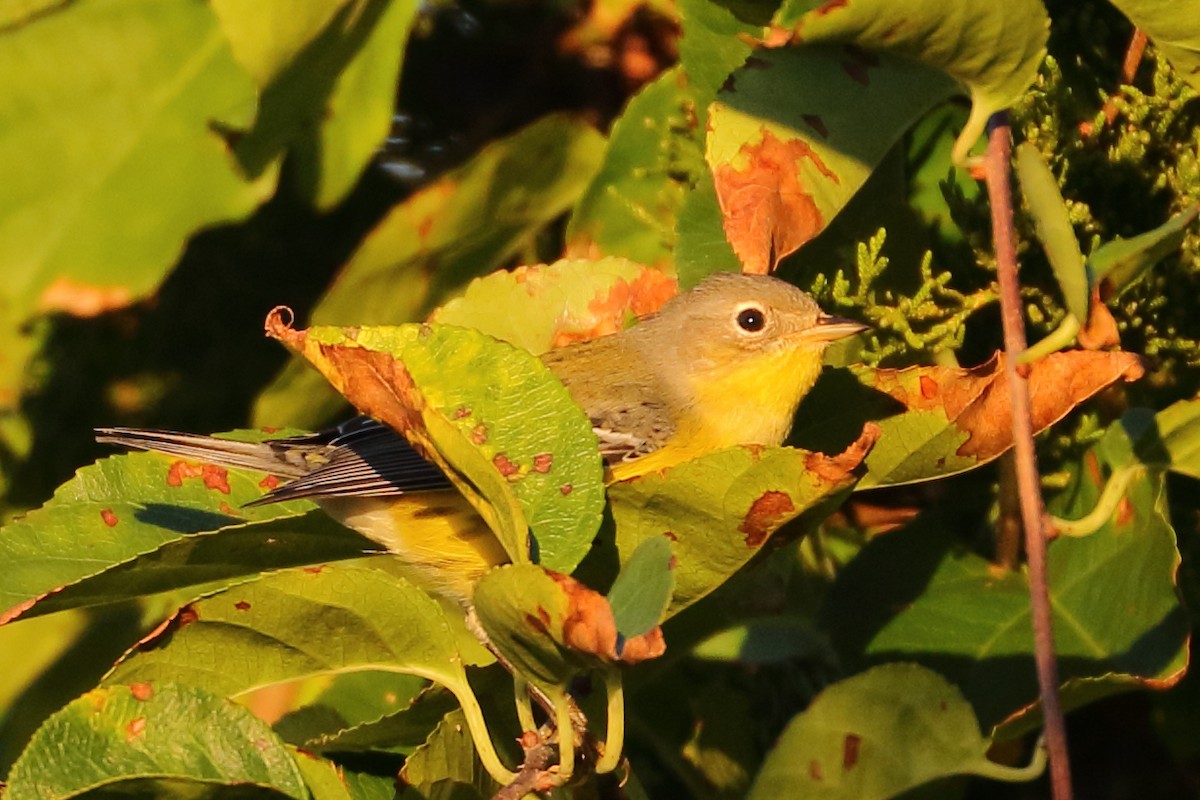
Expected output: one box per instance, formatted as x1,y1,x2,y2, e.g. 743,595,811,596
872,352,1143,459
843,733,861,769
234,601,251,611
809,760,824,781
533,453,553,473
100,508,118,527
129,683,153,701
804,422,881,483
560,483,573,495
471,424,489,445
259,475,280,491
202,464,231,494
493,454,519,478
738,491,796,547
38,277,132,317
125,717,146,741
549,571,620,660
713,129,836,274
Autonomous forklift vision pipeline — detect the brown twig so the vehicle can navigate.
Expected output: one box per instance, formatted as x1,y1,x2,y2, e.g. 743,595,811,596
984,112,1073,800
492,736,560,800
996,452,1022,571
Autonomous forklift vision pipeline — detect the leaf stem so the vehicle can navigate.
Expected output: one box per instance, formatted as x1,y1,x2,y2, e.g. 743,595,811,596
1050,465,1143,538
1019,314,1080,364
445,678,517,785
984,112,1073,800
513,676,538,734
551,687,576,782
594,668,626,774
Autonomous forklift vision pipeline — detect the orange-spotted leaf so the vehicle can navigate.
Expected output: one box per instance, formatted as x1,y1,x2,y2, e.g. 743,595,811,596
5,684,306,799
707,47,956,273
609,423,879,618
430,258,678,354
265,315,605,573
823,415,1187,734
0,432,369,626
793,350,1145,488
472,564,664,694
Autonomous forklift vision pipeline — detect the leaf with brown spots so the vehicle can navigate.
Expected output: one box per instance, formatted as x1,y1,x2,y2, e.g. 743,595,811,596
822,414,1187,736
430,257,677,354
609,423,878,618
0,431,373,626
473,563,666,697
792,350,1145,489
265,314,606,573
5,684,307,799
707,46,956,272
749,664,1039,799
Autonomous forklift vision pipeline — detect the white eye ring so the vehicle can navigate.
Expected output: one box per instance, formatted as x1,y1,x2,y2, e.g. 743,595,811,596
734,303,767,333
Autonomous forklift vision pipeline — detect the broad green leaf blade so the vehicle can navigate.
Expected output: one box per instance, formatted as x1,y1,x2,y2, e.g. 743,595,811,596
281,683,459,753
430,258,678,354
770,0,1049,164
5,683,307,800
224,0,420,208
791,351,1145,488
293,753,397,800
610,428,876,618
565,68,705,267
473,565,577,689
267,321,605,573
401,708,493,800
211,0,350,85
1108,0,1200,91
0,0,276,440
254,114,606,428
607,536,675,640
748,664,1042,800
822,420,1187,732
1090,205,1200,298
106,565,472,701
706,46,957,272
20,510,373,621
1016,142,1088,321
292,0,421,208
677,0,760,100
1129,399,1200,479
675,168,744,288
0,441,319,624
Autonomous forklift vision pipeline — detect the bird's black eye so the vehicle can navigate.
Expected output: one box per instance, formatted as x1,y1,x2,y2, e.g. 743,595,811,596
736,307,766,332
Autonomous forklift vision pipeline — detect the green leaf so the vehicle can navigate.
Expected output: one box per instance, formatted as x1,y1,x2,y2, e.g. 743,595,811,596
748,664,1043,800
5,683,307,800
0,0,276,439
430,257,677,354
607,536,675,640
281,683,459,753
293,752,398,800
401,708,493,800
675,168,744,289
791,351,1145,488
254,114,606,428
677,0,760,100
270,321,606,573
706,46,957,272
472,564,581,689
770,0,1049,164
609,432,874,618
292,0,421,208
566,68,705,267
822,419,1188,732
1090,205,1200,298
211,0,351,86
1107,0,1200,91
1129,399,1200,480
0,437,326,624
106,565,473,700
1016,142,1089,321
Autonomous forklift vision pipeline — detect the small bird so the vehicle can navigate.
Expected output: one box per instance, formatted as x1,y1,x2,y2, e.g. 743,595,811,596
98,273,865,603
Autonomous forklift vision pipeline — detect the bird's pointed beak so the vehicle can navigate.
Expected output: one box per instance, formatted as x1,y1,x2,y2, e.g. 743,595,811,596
803,314,869,343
